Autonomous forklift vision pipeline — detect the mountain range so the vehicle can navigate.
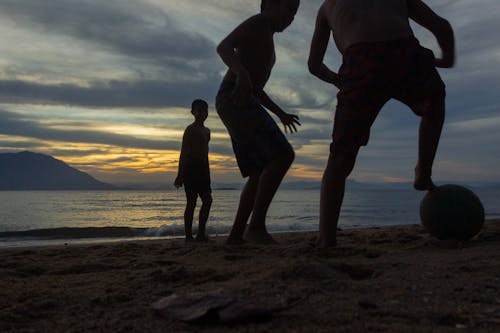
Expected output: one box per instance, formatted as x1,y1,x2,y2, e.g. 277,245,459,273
1,151,498,191
0,151,116,190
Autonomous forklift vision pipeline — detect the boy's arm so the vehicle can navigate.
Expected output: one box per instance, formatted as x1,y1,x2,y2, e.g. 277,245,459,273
216,17,259,106
174,129,190,187
308,4,341,88
407,0,455,68
256,90,300,133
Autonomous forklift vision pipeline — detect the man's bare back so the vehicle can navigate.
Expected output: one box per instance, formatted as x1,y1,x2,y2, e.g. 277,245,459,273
221,14,276,93
321,0,413,53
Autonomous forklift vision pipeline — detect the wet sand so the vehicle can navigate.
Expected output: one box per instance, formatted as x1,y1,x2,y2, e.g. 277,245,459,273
1,220,499,332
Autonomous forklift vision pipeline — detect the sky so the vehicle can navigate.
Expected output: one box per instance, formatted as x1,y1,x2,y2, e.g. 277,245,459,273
0,0,499,186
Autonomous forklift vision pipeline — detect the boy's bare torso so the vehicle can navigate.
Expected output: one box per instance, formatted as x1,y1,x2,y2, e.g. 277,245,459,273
185,124,210,160
322,0,413,53
222,15,275,92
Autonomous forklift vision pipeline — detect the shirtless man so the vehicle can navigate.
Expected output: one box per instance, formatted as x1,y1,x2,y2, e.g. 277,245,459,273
308,0,455,247
216,0,301,244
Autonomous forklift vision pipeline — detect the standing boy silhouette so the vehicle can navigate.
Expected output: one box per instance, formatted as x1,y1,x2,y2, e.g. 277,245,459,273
216,0,301,244
175,99,213,242
308,0,455,247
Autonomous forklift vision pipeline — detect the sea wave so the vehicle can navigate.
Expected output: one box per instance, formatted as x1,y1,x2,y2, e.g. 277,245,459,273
0,223,318,242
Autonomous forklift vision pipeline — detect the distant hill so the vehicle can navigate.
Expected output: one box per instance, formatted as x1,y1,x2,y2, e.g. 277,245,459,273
0,151,116,190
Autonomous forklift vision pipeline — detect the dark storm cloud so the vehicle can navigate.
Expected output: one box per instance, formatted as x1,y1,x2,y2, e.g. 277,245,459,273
0,78,219,108
0,0,217,67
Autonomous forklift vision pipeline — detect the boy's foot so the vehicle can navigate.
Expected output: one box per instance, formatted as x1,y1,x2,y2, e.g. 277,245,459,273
244,228,278,245
414,166,436,191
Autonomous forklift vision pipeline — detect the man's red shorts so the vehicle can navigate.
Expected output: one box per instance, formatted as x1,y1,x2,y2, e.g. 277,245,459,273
331,37,445,156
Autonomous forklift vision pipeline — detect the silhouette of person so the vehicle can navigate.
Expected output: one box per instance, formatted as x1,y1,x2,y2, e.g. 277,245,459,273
308,0,455,247
175,99,213,242
215,0,301,244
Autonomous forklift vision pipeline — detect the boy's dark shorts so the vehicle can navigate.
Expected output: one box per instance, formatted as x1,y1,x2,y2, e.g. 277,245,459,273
216,82,293,178
184,158,211,196
332,37,446,156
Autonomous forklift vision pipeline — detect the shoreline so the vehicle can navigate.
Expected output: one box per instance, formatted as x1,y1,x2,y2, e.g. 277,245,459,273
1,221,499,332
1,219,499,250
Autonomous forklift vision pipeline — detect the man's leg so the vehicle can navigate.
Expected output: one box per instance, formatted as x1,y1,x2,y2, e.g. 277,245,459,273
245,149,295,244
196,192,213,241
319,152,357,248
184,192,197,241
226,175,260,244
414,98,445,191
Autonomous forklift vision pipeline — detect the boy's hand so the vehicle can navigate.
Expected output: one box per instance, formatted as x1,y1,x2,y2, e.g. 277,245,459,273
232,71,253,106
279,112,301,133
174,175,183,188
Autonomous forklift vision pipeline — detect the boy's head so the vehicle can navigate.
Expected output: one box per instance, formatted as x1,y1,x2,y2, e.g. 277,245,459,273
261,0,299,32
191,99,208,123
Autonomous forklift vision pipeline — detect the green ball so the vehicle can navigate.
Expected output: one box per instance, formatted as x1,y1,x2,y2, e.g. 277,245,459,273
420,184,485,241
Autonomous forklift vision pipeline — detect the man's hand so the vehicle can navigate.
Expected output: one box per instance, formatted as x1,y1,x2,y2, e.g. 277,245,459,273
279,112,301,133
174,175,183,188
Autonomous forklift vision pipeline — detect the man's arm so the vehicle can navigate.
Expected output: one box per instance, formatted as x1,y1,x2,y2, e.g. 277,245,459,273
308,4,341,88
407,0,455,68
256,90,300,133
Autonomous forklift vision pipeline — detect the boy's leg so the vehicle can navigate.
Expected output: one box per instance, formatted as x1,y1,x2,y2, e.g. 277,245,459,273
319,152,357,248
196,192,213,241
184,192,197,241
226,175,260,244
414,98,445,191
245,149,295,244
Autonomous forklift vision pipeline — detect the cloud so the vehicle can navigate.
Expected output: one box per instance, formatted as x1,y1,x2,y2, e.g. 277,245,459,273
0,108,176,150
0,0,218,67
0,0,223,107
0,108,234,157
0,78,219,108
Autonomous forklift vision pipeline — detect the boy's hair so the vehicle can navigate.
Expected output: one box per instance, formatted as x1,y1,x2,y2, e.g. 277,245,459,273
191,99,208,111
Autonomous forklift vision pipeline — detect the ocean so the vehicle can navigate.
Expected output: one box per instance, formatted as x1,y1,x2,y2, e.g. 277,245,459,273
1,187,499,248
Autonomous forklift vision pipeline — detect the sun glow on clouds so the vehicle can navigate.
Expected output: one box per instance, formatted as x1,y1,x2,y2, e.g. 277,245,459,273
51,144,235,178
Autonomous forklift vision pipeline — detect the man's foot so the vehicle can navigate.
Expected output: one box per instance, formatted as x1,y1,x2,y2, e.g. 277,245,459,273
414,166,436,191
244,228,278,245
185,236,195,243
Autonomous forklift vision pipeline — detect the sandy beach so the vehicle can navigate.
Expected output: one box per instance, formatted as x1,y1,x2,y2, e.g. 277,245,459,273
1,220,499,332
